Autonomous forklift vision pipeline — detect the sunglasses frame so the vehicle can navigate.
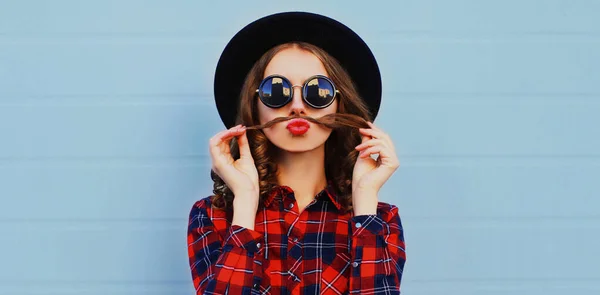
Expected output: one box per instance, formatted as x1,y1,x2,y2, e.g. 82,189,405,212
256,74,340,109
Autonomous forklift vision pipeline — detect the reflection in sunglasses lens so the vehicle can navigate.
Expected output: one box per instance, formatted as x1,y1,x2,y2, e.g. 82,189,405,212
305,77,334,107
261,77,291,107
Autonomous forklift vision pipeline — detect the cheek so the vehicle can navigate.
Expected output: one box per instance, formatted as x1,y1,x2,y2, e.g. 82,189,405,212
330,100,339,113
320,100,339,116
257,102,274,125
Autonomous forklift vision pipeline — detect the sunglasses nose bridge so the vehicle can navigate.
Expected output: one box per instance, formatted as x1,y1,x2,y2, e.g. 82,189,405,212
287,84,308,113
290,84,304,100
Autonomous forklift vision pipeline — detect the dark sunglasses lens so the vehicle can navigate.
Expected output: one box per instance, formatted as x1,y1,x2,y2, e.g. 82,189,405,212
259,76,292,107
304,77,335,107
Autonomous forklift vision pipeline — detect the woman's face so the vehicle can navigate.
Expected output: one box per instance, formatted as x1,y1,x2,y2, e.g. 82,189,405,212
258,47,338,152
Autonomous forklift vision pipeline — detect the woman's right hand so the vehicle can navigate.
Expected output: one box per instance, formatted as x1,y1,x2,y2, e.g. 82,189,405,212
209,124,259,200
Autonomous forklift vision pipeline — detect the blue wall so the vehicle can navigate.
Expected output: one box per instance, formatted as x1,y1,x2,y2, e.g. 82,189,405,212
1,1,599,294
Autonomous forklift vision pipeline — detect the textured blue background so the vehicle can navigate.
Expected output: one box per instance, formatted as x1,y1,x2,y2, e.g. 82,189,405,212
1,1,599,294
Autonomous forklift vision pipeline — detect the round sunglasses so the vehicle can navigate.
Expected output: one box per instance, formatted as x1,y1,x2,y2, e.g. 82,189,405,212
256,74,339,109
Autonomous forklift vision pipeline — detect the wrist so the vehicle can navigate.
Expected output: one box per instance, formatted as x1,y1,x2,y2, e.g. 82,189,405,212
231,214,256,230
232,195,259,230
352,189,378,216
231,209,257,230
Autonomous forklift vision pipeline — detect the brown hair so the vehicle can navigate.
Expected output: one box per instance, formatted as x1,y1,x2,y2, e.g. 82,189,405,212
210,42,372,212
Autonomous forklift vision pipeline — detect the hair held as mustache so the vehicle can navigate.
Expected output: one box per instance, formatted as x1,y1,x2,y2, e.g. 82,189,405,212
243,113,371,131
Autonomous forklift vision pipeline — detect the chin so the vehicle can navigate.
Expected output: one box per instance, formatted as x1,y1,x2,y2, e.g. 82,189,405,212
279,143,321,153
274,144,322,154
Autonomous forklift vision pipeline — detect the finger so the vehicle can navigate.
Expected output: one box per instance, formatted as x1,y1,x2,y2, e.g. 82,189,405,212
355,138,388,151
210,125,241,145
209,131,228,159
356,135,371,158
367,121,382,130
359,145,382,158
218,128,248,157
236,127,253,160
359,128,394,150
359,127,388,140
360,145,400,168
209,125,242,162
223,126,246,141
210,136,232,162
210,131,235,156
209,130,227,146
359,132,369,142
214,126,247,147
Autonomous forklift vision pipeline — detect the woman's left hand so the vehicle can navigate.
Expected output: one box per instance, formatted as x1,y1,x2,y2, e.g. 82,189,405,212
352,122,400,205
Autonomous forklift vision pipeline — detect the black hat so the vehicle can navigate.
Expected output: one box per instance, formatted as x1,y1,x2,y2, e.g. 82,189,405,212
214,11,382,128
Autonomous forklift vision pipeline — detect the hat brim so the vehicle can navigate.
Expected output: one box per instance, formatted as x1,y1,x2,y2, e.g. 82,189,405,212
214,11,382,128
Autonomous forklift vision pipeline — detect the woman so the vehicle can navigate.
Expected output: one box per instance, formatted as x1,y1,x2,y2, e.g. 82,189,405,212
188,12,406,294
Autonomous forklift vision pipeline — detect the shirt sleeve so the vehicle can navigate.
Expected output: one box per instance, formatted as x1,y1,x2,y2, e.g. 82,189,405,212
348,202,406,294
187,198,264,294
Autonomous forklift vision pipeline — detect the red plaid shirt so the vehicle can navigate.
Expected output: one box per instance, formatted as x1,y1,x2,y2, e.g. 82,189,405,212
187,183,406,294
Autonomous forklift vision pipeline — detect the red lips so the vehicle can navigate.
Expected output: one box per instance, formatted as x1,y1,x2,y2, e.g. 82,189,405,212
286,118,310,135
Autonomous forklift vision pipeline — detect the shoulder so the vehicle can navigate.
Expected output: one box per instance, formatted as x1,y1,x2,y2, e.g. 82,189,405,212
190,195,213,211
188,196,231,232
376,201,398,213
376,201,401,222
188,196,212,218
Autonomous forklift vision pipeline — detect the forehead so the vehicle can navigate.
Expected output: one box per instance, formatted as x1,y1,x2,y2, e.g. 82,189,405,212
263,47,329,82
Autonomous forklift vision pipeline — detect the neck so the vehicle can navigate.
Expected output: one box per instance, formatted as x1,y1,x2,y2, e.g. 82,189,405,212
276,145,328,210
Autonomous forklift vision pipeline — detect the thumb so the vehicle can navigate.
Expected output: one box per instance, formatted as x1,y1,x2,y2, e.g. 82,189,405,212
237,130,253,160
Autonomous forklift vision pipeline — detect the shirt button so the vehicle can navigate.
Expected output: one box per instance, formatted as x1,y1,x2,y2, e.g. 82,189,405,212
352,261,359,267
293,237,298,243
253,283,259,288
355,222,362,228
256,242,261,249
289,203,294,209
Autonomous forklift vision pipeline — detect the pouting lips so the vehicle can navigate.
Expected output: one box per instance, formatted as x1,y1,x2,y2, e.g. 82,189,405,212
286,118,310,135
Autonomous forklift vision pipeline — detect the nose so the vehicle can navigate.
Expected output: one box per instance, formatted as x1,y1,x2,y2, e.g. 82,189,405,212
288,85,306,116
